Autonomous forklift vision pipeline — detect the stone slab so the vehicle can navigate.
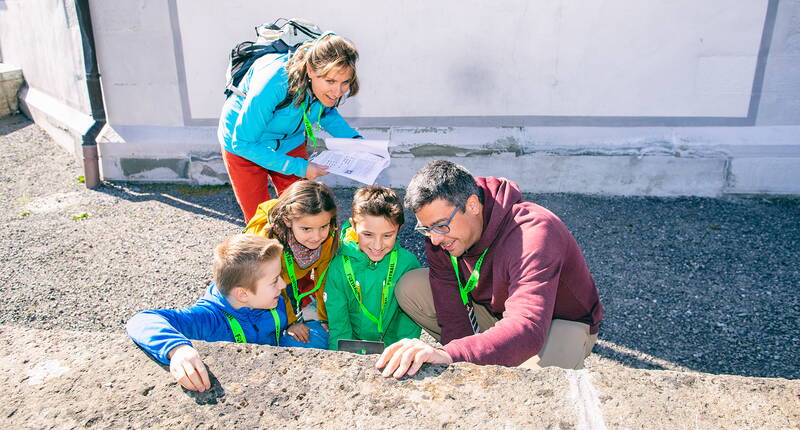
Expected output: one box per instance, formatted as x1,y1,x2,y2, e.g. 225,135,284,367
728,157,800,195
0,325,797,429
0,63,24,118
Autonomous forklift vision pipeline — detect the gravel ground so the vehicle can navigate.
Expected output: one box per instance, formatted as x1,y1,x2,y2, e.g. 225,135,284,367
1,115,798,380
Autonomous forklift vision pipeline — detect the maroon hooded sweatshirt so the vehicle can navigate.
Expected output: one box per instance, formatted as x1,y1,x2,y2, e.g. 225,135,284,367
429,177,603,366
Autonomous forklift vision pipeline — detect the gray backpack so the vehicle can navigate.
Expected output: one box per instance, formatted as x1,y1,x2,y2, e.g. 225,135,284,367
224,18,324,98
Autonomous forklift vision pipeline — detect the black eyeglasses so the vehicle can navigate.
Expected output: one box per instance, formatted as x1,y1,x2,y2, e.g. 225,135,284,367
414,206,459,236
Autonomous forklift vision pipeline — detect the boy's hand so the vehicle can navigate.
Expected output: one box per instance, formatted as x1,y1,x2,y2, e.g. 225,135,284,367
168,345,211,392
286,322,311,343
375,338,452,379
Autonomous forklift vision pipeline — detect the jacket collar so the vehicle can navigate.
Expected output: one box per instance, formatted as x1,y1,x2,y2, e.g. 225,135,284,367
202,283,270,317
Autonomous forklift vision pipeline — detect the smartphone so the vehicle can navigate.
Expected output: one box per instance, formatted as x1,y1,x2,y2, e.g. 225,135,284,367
338,339,385,355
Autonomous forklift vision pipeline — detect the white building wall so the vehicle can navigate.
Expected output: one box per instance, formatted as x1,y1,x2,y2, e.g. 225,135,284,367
2,0,799,195
0,0,94,154
170,0,768,121
88,0,184,127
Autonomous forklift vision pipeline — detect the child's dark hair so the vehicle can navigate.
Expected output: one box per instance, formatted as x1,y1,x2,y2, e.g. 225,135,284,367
267,180,339,251
213,234,283,296
351,185,404,227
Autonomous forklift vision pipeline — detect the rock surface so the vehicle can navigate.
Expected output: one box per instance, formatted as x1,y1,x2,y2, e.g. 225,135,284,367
1,325,797,429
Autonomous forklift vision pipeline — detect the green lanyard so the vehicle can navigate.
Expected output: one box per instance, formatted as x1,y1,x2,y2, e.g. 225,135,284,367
222,308,281,346
300,100,324,150
341,250,398,338
283,251,328,321
450,248,489,307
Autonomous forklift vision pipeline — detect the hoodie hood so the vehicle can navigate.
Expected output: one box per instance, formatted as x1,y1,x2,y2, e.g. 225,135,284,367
196,283,277,319
465,177,522,257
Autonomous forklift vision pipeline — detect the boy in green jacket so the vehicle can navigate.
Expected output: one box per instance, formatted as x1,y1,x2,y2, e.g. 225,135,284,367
325,186,422,350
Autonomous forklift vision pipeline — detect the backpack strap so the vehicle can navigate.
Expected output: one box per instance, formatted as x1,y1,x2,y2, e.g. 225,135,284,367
225,42,288,98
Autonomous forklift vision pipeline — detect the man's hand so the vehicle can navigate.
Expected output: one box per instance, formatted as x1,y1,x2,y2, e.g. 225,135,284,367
286,322,311,343
375,338,453,379
305,162,329,179
167,345,211,392
320,322,329,332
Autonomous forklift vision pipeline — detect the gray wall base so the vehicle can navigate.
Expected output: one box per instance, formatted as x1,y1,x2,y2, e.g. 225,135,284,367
94,124,800,196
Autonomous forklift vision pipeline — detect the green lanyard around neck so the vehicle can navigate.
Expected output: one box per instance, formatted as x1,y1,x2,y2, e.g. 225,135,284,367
300,99,324,150
450,248,489,307
223,308,281,346
283,251,328,321
341,250,398,338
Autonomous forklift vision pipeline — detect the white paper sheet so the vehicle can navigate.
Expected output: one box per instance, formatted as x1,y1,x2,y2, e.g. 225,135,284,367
309,138,390,185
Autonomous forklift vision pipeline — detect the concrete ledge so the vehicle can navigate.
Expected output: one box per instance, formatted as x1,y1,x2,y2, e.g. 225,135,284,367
1,325,797,429
728,157,800,195
0,63,24,118
93,124,800,195
97,125,226,185
18,87,95,158
356,154,727,197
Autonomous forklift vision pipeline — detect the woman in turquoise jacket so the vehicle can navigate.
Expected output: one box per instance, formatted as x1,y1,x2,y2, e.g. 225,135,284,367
218,34,362,222
325,186,422,350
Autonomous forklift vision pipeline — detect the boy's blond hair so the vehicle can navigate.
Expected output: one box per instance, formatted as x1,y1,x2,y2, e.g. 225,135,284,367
212,234,283,296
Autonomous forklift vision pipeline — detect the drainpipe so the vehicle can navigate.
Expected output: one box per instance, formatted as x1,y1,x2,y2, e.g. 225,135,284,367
74,0,105,189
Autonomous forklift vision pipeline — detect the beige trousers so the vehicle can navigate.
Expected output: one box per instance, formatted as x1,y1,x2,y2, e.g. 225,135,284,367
395,268,597,370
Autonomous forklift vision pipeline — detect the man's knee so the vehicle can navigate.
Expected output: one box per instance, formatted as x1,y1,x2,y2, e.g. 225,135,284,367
520,319,593,370
395,268,431,310
394,268,441,341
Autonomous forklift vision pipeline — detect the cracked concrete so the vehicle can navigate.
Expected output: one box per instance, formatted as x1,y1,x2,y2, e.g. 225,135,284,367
1,326,797,429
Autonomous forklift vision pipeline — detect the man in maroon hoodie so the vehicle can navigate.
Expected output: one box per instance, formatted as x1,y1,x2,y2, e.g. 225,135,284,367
376,160,603,378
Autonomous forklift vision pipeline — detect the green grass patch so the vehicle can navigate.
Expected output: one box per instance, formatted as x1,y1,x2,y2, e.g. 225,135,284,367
71,212,90,221
20,211,32,217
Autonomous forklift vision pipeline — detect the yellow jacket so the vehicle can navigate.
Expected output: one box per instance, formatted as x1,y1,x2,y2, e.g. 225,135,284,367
244,199,334,324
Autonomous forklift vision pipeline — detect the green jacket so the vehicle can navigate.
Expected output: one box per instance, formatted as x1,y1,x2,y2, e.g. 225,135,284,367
325,220,422,350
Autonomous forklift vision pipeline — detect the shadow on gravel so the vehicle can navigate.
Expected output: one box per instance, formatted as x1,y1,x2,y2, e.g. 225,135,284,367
98,182,245,227
0,114,33,136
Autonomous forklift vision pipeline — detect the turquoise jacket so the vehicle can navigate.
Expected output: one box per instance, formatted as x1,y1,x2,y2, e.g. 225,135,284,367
325,220,422,349
217,53,361,177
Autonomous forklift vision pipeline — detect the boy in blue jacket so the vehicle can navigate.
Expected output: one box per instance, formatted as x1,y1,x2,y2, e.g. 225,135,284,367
127,234,287,392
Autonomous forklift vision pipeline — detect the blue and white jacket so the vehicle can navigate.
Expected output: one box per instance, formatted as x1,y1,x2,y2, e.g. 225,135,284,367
217,53,361,178
126,284,288,364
